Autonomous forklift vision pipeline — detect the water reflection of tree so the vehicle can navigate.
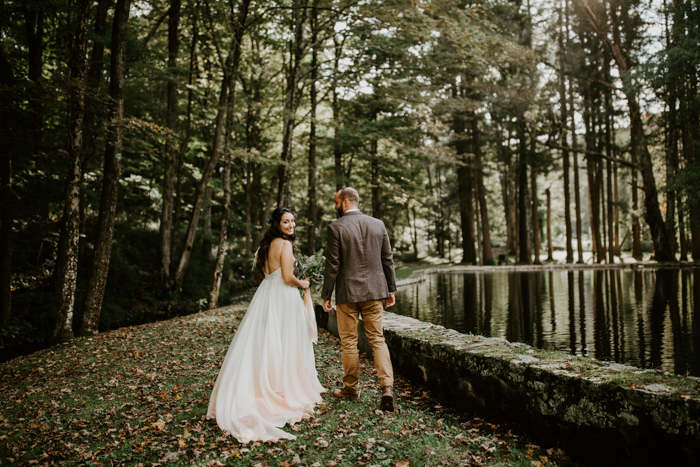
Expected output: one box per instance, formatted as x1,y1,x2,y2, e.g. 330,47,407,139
534,272,544,349
482,273,493,337
609,269,621,362
614,270,625,365
648,271,670,370
666,270,683,374
463,274,477,334
394,269,699,376
578,271,587,357
506,272,522,343
567,271,576,355
634,270,646,370
593,270,610,362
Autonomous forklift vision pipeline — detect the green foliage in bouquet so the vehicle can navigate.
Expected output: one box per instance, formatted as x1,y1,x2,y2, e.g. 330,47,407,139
297,249,325,293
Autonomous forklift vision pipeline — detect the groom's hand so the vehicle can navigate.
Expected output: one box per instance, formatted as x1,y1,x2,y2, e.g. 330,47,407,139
322,299,333,313
384,293,395,309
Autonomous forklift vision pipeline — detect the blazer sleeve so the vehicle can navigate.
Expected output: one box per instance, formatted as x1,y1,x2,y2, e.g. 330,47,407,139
381,224,396,293
321,223,340,300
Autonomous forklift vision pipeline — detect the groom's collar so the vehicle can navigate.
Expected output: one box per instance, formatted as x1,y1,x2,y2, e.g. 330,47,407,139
345,208,360,213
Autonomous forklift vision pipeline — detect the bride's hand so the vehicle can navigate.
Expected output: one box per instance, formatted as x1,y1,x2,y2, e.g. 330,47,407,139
300,279,310,289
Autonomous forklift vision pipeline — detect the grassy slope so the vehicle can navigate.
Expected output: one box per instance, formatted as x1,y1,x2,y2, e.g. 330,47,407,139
0,304,572,466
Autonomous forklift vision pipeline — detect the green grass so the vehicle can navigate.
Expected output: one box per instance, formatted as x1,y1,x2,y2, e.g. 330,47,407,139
0,304,572,466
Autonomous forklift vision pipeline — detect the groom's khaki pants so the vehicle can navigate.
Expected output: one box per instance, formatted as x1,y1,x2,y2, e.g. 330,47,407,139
336,300,394,391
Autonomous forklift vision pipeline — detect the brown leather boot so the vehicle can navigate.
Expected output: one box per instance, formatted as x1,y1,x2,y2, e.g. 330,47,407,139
380,385,394,412
332,387,358,401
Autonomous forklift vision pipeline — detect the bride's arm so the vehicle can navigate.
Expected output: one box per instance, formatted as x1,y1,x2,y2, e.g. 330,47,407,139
280,240,310,289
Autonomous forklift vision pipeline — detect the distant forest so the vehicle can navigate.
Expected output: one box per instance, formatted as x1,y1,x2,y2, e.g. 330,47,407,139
0,0,698,353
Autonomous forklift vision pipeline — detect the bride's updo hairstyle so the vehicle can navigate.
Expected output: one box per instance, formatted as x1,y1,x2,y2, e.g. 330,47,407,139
254,207,299,284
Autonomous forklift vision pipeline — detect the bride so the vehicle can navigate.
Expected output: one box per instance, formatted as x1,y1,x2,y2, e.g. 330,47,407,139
206,207,325,443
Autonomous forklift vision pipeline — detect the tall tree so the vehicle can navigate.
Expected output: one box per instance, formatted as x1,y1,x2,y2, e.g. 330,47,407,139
558,0,574,263
174,0,250,285
172,0,201,265
0,44,14,329
53,0,92,343
276,0,310,206
474,117,494,264
209,0,251,308
159,0,182,283
306,0,319,254
79,0,132,336
453,79,476,264
575,0,675,261
517,119,531,264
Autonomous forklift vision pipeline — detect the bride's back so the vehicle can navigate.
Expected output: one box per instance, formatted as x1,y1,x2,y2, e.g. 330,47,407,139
265,238,286,273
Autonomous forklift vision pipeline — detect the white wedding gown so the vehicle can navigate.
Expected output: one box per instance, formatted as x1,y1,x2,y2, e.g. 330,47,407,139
206,267,325,443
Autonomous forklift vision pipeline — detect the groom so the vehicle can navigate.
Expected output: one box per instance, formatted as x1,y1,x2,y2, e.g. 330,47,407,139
322,187,396,412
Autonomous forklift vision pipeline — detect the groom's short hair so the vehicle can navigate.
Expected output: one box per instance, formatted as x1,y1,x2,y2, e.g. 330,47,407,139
339,187,360,207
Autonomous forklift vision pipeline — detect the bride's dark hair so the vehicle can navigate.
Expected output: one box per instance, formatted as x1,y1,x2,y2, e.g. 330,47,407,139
254,207,298,284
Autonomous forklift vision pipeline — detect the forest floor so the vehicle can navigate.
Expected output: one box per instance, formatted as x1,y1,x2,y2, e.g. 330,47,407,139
0,302,578,467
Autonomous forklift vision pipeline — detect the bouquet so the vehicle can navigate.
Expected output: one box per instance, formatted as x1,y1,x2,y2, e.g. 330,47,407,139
297,249,325,344
297,249,325,294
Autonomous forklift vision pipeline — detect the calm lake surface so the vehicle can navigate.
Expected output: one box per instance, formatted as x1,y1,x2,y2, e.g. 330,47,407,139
394,268,700,377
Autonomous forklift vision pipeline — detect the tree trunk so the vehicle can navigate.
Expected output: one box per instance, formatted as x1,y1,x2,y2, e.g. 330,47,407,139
332,35,344,191
455,110,475,264
371,109,380,219
201,186,213,259
584,90,603,263
664,5,679,259
0,143,11,329
502,134,517,258
604,49,615,263
435,165,445,258
208,156,231,310
517,119,530,264
0,29,18,329
174,0,249,285
172,1,200,266
0,44,12,328
159,0,181,283
79,0,111,263
25,6,45,168
244,66,264,253
570,100,584,263
631,149,642,259
628,91,674,261
678,194,688,261
530,141,541,265
53,0,92,343
474,117,493,264
686,52,700,260
558,0,574,263
209,2,251,306
79,0,131,336
276,0,309,206
175,74,227,285
306,0,319,255
566,0,584,263
577,0,673,261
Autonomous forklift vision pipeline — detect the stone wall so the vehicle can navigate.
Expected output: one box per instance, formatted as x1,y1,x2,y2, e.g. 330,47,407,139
315,305,700,465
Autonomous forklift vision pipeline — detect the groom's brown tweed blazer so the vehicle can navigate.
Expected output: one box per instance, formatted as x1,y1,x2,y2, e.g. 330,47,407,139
321,211,396,305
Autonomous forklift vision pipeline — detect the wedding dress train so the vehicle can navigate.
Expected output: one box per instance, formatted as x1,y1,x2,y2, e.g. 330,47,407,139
206,268,325,443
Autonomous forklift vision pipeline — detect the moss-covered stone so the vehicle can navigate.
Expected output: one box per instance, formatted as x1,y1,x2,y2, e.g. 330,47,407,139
315,303,700,465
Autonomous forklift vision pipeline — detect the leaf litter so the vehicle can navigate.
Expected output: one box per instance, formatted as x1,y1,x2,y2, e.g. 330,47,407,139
1,304,576,466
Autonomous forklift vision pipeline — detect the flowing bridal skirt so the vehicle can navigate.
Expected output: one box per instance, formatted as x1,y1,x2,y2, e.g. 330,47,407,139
206,268,325,443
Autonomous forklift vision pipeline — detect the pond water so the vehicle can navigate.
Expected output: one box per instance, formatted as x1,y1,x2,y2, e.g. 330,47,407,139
394,268,700,377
